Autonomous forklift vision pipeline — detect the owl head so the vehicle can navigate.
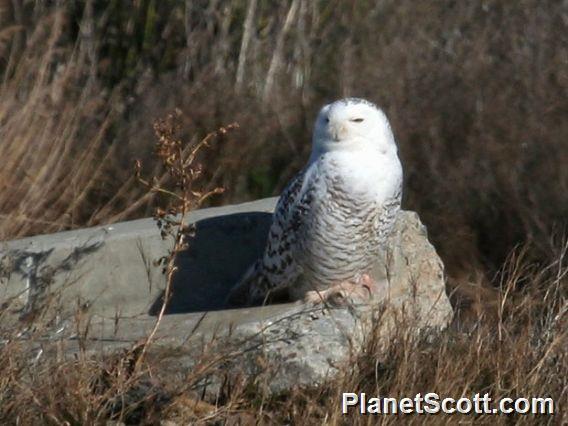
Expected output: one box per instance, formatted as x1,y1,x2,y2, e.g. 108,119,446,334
310,98,397,160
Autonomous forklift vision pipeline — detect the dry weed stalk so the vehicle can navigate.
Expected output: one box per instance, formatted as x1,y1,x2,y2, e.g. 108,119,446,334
134,109,238,368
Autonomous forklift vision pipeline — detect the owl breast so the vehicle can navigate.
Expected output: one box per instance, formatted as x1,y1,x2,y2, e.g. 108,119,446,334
294,152,402,291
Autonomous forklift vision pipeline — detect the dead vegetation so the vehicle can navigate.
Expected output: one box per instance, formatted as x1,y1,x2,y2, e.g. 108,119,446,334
133,109,235,368
0,0,567,423
0,241,565,424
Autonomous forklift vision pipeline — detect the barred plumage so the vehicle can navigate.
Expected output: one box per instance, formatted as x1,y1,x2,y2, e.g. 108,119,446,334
226,98,403,307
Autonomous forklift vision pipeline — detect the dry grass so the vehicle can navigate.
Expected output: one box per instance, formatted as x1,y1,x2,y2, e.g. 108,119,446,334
0,0,567,423
0,243,565,424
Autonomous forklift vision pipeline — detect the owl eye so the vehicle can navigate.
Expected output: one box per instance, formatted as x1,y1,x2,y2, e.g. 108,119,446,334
351,118,364,123
325,117,330,123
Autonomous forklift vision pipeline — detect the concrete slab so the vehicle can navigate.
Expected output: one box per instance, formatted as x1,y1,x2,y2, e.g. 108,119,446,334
1,198,278,319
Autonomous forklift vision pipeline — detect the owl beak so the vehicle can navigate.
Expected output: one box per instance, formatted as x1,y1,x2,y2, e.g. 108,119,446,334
330,123,347,141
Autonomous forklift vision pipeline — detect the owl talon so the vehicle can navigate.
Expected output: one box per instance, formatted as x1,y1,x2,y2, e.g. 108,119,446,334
303,290,325,305
357,273,377,297
303,274,378,306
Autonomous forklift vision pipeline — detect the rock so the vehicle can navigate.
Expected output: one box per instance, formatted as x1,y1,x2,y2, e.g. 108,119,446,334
0,198,452,393
202,210,453,394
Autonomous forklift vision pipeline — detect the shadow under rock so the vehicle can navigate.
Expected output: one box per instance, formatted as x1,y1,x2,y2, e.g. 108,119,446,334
148,212,272,315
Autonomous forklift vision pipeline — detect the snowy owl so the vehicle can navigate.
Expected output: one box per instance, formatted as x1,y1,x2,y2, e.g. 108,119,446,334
226,98,403,307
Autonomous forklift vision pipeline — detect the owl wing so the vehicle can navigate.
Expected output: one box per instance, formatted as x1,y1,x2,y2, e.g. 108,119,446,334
226,167,312,307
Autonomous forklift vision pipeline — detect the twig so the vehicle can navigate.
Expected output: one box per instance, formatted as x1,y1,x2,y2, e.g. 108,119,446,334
132,111,238,371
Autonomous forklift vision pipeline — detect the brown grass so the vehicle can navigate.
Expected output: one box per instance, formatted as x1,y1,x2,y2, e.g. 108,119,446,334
0,0,567,423
0,242,565,424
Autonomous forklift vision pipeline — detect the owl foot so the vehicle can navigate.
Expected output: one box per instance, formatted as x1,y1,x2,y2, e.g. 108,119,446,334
303,273,379,306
